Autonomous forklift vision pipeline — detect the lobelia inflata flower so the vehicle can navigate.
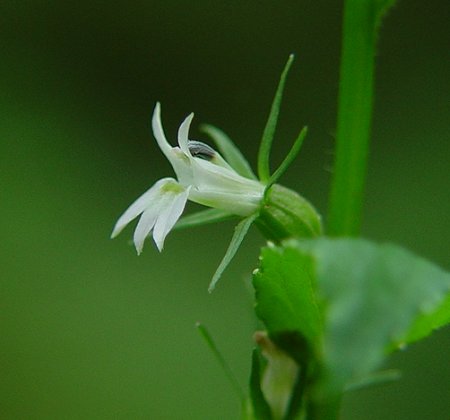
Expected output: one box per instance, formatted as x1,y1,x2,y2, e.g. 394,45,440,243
111,102,265,254
112,55,322,291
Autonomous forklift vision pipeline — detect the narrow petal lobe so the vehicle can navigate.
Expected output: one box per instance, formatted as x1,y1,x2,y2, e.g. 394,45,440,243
153,186,190,251
133,204,160,255
152,103,173,159
111,177,175,238
178,112,195,156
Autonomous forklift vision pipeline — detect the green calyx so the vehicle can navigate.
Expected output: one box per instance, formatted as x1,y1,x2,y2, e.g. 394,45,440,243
256,184,323,242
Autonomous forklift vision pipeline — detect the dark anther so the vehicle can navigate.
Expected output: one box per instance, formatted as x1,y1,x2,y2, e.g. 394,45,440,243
188,140,216,161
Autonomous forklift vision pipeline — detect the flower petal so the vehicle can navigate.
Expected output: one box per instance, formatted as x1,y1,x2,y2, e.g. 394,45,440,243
111,177,175,239
189,188,262,216
151,103,195,186
152,102,173,159
153,186,191,251
132,179,187,254
186,157,265,215
191,157,263,194
133,203,160,255
177,112,195,156
185,155,264,216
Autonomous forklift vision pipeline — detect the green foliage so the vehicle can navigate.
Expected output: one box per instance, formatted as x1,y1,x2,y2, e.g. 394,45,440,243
257,55,294,183
266,126,308,190
253,238,450,399
208,213,258,292
401,290,450,345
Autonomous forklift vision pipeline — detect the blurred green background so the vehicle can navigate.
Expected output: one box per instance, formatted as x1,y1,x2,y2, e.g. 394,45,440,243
1,1,449,419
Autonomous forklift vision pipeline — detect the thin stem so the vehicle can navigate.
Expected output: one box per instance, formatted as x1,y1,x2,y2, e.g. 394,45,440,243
196,323,245,400
328,0,379,236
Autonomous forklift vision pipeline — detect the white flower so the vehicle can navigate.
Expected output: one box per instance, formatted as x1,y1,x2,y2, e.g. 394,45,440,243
111,103,264,254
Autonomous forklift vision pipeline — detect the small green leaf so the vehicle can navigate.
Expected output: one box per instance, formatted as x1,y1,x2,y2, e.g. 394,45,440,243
249,349,273,420
208,213,257,293
174,208,235,230
253,246,322,347
253,238,450,397
266,126,308,190
200,123,257,180
257,54,294,183
196,322,244,399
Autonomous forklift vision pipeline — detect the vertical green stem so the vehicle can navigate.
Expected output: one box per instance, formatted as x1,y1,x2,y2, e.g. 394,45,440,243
328,0,379,236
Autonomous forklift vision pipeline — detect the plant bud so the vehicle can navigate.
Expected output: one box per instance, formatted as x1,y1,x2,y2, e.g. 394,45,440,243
256,184,322,242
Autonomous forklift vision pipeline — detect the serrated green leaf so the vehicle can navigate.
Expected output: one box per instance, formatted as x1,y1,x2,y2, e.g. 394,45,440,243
257,184,323,243
253,238,450,396
253,246,322,347
401,292,450,345
257,55,294,183
208,213,257,293
200,123,257,180
174,208,235,230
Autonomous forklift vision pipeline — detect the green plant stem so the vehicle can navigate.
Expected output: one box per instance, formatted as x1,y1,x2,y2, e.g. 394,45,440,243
196,323,245,399
328,0,379,236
